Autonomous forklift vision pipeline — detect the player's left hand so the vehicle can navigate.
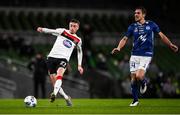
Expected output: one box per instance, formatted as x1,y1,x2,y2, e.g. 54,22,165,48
111,48,120,54
170,43,178,52
78,66,84,75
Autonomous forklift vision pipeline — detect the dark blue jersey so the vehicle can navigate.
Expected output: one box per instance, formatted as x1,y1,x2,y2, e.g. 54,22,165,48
125,20,160,57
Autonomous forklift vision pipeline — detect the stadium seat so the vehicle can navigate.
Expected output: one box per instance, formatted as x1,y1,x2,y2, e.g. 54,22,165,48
8,11,21,30
27,11,38,30
55,13,65,27
18,11,31,30
0,11,11,30
46,12,56,28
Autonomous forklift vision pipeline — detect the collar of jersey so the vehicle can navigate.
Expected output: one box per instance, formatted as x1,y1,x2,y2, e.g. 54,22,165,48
137,20,149,26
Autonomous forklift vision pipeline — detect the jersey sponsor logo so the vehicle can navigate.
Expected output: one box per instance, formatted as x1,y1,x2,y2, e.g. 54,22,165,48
63,39,72,48
138,34,147,42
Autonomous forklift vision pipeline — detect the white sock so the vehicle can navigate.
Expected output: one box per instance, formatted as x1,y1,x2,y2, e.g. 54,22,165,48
59,87,68,100
53,80,62,96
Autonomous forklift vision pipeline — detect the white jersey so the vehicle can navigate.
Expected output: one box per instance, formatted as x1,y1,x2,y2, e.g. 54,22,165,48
42,28,83,65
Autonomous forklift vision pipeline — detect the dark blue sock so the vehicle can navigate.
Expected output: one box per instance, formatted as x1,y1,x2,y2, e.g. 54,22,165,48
140,78,147,85
131,81,138,102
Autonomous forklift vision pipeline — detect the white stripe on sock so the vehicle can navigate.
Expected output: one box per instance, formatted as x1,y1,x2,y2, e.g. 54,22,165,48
53,80,62,95
59,87,68,100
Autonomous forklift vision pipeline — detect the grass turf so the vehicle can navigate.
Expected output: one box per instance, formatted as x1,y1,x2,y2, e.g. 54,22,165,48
0,99,180,114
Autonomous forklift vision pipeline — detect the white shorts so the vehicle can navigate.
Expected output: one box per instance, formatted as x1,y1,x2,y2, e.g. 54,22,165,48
129,55,152,73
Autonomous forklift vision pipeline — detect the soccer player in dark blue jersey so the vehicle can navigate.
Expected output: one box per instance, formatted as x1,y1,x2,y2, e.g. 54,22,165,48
112,6,178,106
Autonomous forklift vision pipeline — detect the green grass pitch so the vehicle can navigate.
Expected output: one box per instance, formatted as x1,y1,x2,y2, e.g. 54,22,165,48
0,99,180,114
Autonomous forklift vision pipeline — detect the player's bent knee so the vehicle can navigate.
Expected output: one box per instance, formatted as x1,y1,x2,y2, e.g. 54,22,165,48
136,74,144,80
136,69,145,80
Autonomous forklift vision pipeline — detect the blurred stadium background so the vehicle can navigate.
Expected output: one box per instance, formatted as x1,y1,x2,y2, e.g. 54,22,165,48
0,0,180,99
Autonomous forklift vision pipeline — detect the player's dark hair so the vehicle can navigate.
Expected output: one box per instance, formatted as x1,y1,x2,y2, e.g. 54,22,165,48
70,19,80,25
136,6,147,15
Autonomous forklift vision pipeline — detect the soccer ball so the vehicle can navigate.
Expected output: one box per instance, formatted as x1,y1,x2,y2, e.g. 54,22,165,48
24,96,37,107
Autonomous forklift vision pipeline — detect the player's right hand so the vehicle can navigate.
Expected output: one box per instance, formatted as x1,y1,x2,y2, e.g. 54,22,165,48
111,48,120,54
78,66,84,75
37,27,43,32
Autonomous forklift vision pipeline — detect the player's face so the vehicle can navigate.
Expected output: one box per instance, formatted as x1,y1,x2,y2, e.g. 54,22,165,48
134,9,145,22
69,22,79,34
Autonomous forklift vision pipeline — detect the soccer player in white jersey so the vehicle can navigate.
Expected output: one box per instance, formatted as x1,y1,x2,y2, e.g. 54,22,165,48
37,19,83,106
111,6,178,106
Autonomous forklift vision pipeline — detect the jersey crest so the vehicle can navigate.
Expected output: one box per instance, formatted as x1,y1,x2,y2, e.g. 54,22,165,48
145,26,150,30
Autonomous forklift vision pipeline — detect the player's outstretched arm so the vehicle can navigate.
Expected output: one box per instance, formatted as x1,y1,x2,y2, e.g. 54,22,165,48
158,32,178,52
37,27,60,36
77,43,84,75
111,36,128,54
